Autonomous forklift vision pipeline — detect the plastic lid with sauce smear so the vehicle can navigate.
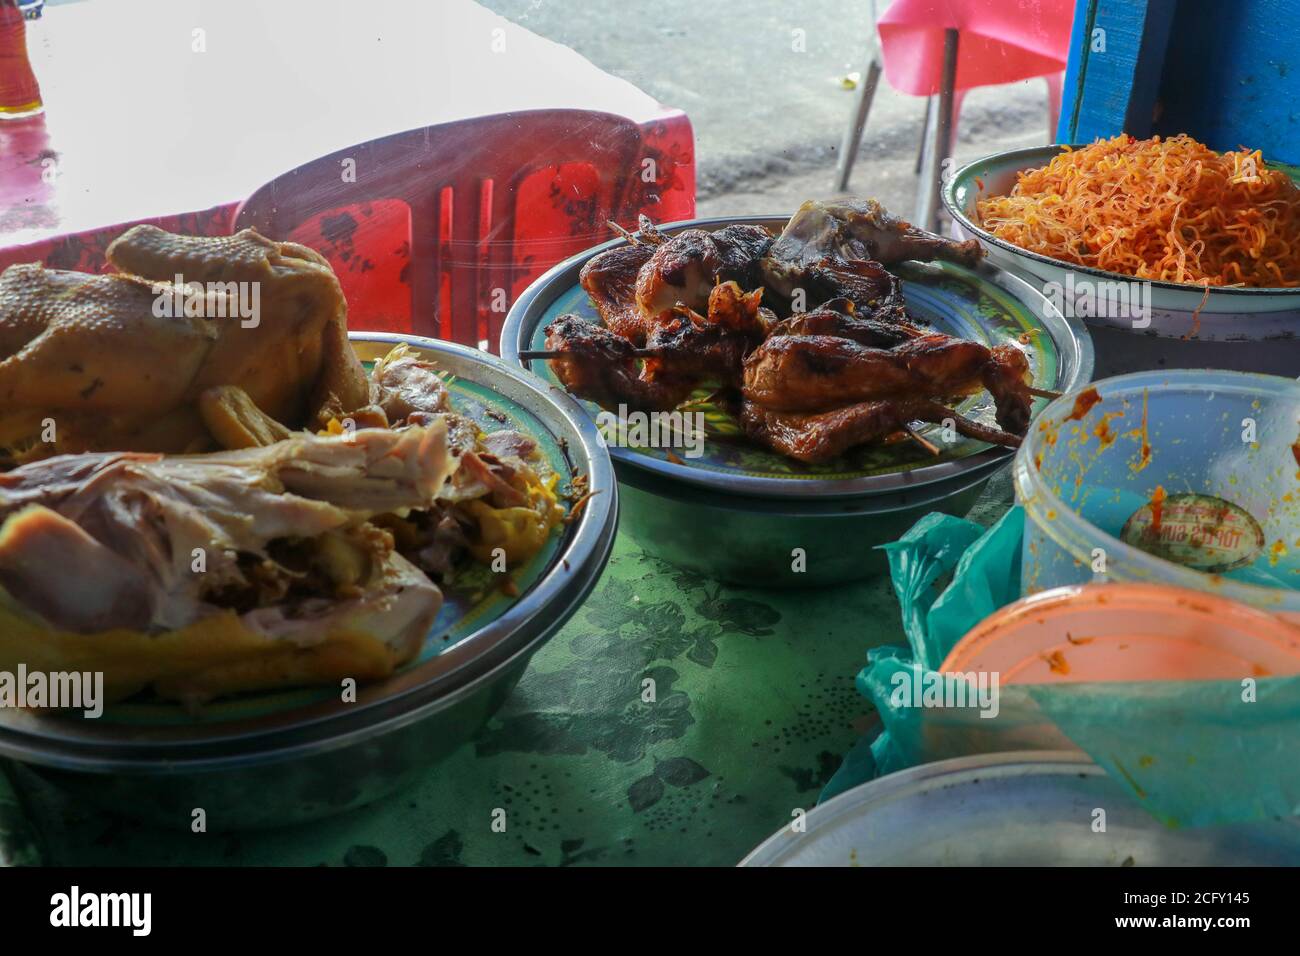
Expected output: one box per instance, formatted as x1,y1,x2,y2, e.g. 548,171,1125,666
940,583,1300,684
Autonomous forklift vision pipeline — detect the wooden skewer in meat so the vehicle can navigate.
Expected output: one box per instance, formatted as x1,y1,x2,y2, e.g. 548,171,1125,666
542,316,692,412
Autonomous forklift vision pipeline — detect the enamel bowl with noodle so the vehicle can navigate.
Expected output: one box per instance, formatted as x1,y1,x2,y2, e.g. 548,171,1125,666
944,137,1300,377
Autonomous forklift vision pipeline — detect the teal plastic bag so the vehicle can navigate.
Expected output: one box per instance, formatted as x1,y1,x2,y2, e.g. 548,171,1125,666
824,506,1300,828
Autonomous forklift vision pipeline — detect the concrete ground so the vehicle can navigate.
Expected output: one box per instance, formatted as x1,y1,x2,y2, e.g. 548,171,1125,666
481,0,1054,219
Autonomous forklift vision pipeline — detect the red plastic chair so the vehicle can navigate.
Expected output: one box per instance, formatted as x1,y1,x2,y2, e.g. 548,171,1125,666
835,0,1075,229
234,109,649,350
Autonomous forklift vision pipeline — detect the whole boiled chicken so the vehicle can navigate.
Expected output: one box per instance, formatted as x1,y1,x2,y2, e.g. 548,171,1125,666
0,226,371,464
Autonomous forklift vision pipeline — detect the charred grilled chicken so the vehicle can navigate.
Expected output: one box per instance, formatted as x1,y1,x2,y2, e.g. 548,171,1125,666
538,198,1035,463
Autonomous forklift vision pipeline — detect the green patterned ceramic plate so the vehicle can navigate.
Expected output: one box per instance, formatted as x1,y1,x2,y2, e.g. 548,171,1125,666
0,333,617,749
503,216,1093,500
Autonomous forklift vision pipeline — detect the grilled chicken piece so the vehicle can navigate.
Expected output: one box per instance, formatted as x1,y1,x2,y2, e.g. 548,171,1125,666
542,315,688,411
0,226,370,463
580,242,658,343
980,341,1033,434
769,254,912,321
635,223,775,323
742,333,1032,426
546,281,772,412
575,216,669,344
769,299,925,348
642,282,768,388
0,423,456,702
740,398,1022,462
763,198,983,285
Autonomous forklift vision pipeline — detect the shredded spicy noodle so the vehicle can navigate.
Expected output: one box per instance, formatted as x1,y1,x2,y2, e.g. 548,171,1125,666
976,134,1300,288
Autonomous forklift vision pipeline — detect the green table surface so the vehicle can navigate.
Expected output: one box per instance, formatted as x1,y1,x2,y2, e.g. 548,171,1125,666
4,473,1014,867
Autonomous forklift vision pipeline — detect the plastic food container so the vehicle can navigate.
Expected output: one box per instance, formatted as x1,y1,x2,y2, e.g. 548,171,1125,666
740,751,1300,866
1014,369,1300,621
941,583,1300,683
944,145,1300,379
504,215,1094,586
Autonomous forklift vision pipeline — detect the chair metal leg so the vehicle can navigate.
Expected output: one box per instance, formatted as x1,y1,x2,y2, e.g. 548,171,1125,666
914,27,959,233
1045,71,1063,143
834,56,883,192
914,95,933,174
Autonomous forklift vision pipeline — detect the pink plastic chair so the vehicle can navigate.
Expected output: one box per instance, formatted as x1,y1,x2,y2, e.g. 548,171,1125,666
835,0,1075,229
234,109,648,350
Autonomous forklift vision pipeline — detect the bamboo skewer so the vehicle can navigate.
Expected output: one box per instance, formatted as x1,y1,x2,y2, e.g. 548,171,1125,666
903,425,942,457
1028,386,1062,400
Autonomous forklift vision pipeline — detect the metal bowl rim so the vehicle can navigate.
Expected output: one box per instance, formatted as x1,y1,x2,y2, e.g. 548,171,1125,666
502,214,1092,500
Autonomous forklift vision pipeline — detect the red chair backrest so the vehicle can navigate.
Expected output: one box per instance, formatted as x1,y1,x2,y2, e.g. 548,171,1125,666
234,109,647,350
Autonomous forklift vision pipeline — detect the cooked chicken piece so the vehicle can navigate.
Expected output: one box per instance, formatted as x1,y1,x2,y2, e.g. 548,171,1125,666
580,242,658,343
740,398,1022,462
0,423,456,703
635,223,774,324
762,199,983,290
369,343,452,422
768,299,925,348
979,342,1034,434
542,315,689,412
0,422,454,625
575,216,669,343
198,385,293,450
742,333,1031,426
797,256,913,321
0,226,370,463
641,282,767,388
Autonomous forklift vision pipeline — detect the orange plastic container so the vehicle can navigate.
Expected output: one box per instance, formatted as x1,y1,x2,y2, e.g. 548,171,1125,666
941,583,1300,684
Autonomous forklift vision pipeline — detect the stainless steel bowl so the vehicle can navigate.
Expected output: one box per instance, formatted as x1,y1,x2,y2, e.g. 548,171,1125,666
740,751,1300,866
618,456,1004,586
501,215,1092,586
0,333,618,830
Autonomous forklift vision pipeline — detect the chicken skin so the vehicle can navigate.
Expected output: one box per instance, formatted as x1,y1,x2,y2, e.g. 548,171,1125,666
634,223,775,323
0,226,370,463
761,198,984,297
741,332,1030,422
